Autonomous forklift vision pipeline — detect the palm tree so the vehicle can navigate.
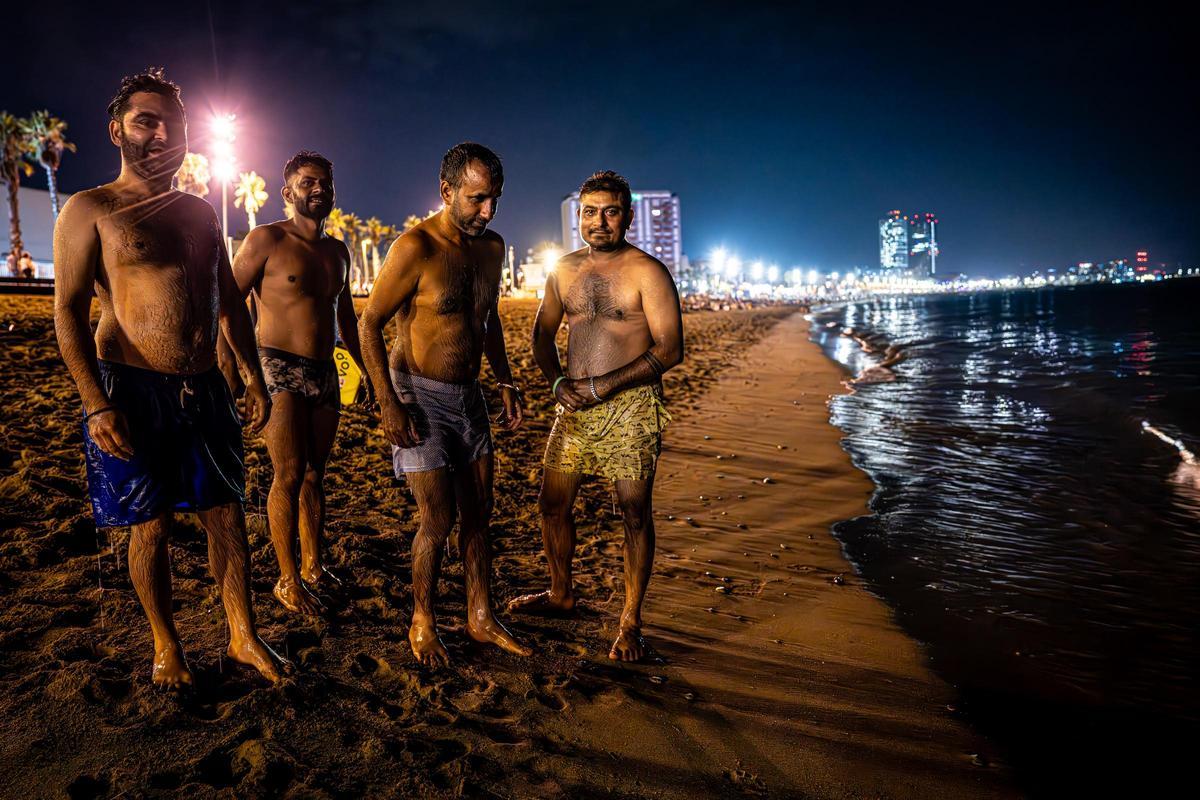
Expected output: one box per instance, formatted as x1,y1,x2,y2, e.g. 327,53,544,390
23,110,75,218
175,152,211,198
324,206,349,241
0,112,34,266
402,214,423,233
234,171,269,230
364,216,387,284
342,212,364,287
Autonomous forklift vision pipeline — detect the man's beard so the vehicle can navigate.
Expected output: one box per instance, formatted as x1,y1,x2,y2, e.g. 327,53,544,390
586,231,624,252
294,195,332,221
451,206,488,237
122,135,182,183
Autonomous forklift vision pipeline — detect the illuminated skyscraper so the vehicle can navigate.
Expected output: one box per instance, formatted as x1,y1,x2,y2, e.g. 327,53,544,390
907,212,939,279
562,190,683,274
879,210,907,272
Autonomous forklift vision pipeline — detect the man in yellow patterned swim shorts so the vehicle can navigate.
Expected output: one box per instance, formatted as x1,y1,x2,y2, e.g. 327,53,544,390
507,170,684,662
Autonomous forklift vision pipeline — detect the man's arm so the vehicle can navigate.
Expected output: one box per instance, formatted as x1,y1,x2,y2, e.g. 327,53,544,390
215,218,271,432
334,242,367,374
532,271,590,412
217,226,272,392
592,259,684,400
358,234,422,447
53,194,134,460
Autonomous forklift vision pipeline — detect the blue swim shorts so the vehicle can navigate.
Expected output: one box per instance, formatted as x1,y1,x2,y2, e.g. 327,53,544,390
83,361,245,528
390,370,492,475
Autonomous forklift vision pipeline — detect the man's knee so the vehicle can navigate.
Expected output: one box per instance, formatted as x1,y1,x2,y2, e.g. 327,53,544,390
417,506,457,541
303,463,326,486
271,457,306,494
619,497,651,532
539,486,574,522
131,516,171,546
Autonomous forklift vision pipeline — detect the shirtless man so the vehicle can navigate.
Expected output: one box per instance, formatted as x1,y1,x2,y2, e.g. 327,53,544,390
359,142,529,666
218,151,368,615
53,69,288,688
508,170,684,662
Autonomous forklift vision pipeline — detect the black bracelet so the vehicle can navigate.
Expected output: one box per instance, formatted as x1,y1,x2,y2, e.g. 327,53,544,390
84,405,117,422
642,351,665,376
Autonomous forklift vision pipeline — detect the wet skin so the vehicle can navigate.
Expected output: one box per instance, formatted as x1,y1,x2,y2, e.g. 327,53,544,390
359,159,529,665
53,90,288,686
508,189,684,662
218,163,369,615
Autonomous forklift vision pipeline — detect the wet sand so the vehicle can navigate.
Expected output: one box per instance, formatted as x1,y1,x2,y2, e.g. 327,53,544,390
0,296,1013,798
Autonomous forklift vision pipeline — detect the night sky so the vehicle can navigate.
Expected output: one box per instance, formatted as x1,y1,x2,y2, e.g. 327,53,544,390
6,1,1195,276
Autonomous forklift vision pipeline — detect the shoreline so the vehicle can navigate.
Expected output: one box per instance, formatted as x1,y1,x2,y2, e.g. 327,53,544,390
534,311,1014,797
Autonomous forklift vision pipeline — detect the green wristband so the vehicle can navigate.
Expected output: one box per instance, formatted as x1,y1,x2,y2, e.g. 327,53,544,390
552,376,566,396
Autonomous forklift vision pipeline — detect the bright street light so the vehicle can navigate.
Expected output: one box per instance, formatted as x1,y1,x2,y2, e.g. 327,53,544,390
210,113,237,248
767,264,779,283
750,261,764,281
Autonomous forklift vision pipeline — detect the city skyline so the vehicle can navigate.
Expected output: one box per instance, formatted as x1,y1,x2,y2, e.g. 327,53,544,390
5,2,1195,277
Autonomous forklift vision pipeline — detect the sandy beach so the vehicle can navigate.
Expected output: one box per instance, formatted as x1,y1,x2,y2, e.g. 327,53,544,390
0,295,1013,798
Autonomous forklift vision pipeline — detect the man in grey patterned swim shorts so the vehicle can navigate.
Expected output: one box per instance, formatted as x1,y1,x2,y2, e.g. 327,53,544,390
220,150,368,615
359,142,529,666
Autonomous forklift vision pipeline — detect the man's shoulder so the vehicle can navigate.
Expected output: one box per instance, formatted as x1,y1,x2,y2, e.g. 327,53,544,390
558,247,589,270
171,189,218,220
59,185,118,221
617,244,670,279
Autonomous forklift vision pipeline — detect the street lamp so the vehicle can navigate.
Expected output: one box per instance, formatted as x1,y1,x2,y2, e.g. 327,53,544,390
210,113,237,252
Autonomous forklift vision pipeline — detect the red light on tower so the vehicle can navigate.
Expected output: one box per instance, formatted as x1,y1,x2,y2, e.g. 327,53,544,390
1136,250,1149,263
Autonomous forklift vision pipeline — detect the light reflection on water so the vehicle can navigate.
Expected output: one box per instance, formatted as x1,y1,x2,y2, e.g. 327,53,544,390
810,282,1200,735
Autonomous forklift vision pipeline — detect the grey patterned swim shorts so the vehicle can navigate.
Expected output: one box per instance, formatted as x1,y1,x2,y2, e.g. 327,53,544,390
390,370,492,475
260,346,340,411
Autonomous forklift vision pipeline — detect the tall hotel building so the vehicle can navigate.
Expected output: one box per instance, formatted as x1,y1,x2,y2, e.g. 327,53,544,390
879,210,908,273
907,213,939,279
561,190,682,274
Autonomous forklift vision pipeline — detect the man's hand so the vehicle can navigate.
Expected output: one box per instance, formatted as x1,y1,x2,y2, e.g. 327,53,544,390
556,378,600,412
358,379,376,410
496,385,524,431
243,379,272,433
88,408,135,461
382,402,421,448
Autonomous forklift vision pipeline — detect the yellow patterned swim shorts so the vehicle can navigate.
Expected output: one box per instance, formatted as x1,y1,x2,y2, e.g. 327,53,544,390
543,384,672,481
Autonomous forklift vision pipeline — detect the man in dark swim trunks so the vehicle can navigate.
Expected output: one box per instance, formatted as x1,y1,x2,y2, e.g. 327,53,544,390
53,68,289,688
359,142,529,666
218,150,368,615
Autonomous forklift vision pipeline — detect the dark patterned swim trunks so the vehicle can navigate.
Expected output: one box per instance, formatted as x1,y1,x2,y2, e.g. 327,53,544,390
260,346,340,411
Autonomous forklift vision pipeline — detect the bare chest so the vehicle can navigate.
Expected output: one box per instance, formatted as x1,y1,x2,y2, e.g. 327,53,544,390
98,201,220,286
264,239,346,300
562,269,640,324
425,259,495,318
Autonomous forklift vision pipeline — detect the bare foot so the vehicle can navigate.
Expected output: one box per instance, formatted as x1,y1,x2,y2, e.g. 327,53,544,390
467,612,532,657
506,590,576,616
227,635,291,683
409,619,451,667
151,642,194,690
609,627,647,662
300,563,343,591
273,577,325,615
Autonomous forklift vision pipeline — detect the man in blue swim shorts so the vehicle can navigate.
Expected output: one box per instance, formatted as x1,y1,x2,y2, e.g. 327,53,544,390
360,143,530,666
53,68,290,689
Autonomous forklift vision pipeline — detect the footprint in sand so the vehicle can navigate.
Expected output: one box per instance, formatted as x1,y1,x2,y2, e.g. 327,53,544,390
525,673,570,712
351,651,392,677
